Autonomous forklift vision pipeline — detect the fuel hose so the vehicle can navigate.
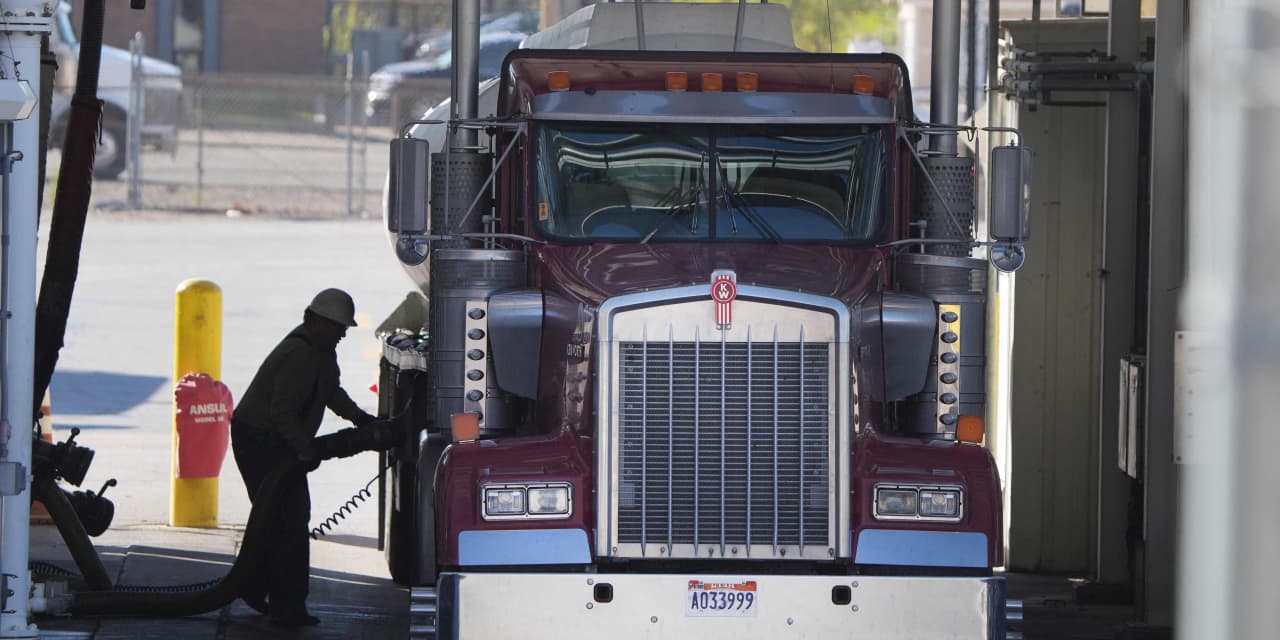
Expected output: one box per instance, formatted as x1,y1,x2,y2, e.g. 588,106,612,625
64,421,409,616
67,462,294,616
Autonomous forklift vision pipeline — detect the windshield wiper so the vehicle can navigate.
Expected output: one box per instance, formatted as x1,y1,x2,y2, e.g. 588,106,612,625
640,155,708,244
715,162,782,243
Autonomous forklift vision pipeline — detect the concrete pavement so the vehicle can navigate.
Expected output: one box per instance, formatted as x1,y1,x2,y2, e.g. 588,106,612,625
32,213,413,637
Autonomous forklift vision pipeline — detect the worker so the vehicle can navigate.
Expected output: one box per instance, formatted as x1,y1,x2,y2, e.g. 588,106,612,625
229,288,377,627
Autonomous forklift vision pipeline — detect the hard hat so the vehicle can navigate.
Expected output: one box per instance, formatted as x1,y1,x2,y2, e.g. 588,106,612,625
307,288,358,327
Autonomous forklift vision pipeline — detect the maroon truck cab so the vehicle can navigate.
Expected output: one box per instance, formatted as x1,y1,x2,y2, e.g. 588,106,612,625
382,42,1010,640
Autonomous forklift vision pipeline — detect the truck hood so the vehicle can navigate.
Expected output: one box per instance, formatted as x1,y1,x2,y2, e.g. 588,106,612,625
534,243,886,308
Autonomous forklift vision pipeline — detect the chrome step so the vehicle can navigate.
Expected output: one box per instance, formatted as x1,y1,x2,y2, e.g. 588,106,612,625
410,587,438,639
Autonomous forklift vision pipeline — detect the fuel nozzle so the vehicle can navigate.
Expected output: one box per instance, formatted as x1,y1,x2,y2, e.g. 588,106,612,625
314,410,419,460
67,478,117,537
32,427,96,487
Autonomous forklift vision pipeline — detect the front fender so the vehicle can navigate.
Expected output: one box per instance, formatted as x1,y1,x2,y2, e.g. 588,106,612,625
436,430,595,567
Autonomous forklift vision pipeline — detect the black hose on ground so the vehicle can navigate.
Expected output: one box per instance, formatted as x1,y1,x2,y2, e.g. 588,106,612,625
68,463,296,616
32,478,112,591
64,422,410,617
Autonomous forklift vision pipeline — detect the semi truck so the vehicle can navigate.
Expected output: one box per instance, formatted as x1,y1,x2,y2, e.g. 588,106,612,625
377,2,1031,638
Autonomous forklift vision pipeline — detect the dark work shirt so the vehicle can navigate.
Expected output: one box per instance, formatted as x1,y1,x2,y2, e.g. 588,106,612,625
232,324,374,455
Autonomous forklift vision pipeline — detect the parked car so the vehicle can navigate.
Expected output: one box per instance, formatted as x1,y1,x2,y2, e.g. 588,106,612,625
49,1,183,180
410,10,540,60
367,31,526,125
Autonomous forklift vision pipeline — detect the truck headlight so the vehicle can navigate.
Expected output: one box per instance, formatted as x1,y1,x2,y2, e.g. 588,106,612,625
875,488,918,517
873,484,964,522
528,485,571,515
484,487,526,517
918,489,961,518
481,483,573,520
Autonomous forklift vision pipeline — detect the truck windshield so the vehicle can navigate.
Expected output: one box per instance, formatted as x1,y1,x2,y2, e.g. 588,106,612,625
533,123,888,243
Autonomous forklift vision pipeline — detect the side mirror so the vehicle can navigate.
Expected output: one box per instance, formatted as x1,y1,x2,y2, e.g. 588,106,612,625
388,137,430,236
989,144,1032,272
989,144,1032,242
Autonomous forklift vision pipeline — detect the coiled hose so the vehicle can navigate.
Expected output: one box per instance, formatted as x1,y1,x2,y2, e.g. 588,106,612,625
311,462,392,540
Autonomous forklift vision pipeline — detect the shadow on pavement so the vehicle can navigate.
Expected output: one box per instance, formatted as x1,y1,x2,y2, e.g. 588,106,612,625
32,530,407,639
52,371,169,416
311,534,379,550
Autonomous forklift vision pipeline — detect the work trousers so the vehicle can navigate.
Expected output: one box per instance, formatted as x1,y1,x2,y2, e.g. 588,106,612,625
231,419,312,616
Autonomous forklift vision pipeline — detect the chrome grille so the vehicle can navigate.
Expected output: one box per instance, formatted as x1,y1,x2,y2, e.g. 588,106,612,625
615,330,832,559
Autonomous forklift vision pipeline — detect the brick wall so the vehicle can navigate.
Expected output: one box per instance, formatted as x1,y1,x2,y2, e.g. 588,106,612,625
74,1,326,75
219,0,326,75
72,4,154,52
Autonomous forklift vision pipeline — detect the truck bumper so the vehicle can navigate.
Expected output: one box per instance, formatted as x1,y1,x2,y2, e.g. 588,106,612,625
426,571,1007,639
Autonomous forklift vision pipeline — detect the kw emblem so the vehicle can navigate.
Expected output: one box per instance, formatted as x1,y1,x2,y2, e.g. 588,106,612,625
711,270,737,331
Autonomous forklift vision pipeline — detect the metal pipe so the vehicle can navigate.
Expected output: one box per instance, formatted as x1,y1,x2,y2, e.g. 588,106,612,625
987,0,1000,126
733,0,747,52
345,51,354,216
1032,0,1042,51
452,0,481,149
1,125,13,459
1002,59,1149,74
1003,77,1140,92
360,50,369,217
127,33,143,209
0,4,51,635
634,0,647,51
929,0,962,154
965,0,977,121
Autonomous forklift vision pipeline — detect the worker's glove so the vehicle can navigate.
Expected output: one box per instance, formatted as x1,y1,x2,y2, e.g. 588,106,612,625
353,412,377,428
297,447,321,472
362,420,393,449
363,417,407,450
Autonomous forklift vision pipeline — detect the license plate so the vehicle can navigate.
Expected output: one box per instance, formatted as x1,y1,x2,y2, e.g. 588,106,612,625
685,579,758,617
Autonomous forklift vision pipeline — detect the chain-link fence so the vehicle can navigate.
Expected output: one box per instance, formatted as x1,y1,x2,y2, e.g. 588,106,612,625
133,72,376,217
108,60,449,218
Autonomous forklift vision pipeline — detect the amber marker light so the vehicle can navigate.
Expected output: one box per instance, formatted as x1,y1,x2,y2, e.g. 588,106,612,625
852,75,876,95
701,73,723,92
736,71,759,92
547,70,571,92
451,412,481,442
666,71,688,91
956,415,985,444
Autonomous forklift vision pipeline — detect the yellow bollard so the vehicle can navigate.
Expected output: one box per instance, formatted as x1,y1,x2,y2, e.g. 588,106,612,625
171,279,222,527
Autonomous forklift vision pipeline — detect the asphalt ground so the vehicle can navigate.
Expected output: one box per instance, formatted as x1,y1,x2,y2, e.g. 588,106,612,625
24,210,1146,639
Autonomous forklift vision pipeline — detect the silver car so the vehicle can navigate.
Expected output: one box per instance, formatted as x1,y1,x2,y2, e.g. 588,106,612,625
49,1,183,180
